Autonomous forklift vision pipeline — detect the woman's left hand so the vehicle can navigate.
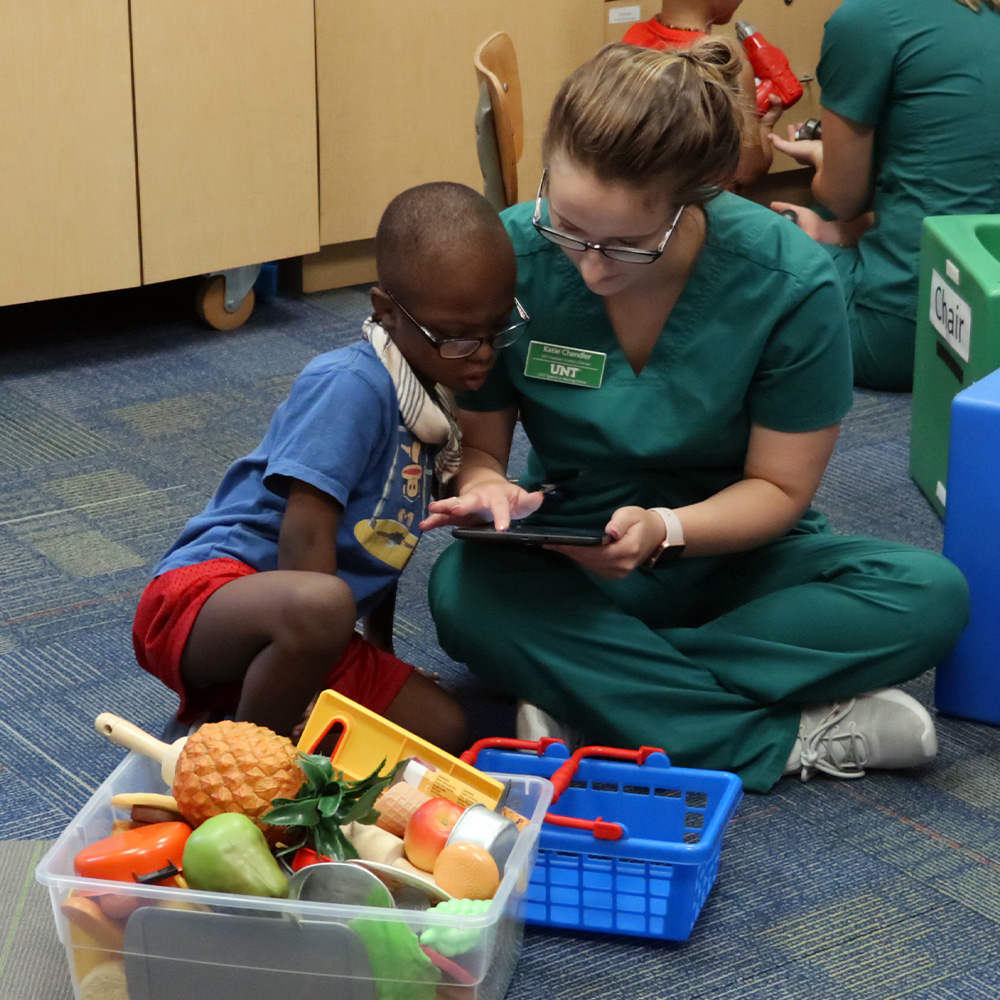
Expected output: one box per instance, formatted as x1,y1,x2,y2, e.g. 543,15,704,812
770,202,850,247
544,506,665,579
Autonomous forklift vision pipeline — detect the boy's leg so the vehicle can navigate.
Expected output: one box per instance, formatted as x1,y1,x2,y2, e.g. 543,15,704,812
307,634,468,755
181,568,357,737
383,671,468,755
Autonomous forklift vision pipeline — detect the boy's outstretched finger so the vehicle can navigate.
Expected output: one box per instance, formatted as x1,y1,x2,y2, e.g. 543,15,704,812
490,497,513,532
420,497,472,530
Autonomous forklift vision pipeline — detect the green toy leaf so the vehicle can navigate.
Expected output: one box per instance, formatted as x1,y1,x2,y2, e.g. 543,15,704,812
261,756,403,858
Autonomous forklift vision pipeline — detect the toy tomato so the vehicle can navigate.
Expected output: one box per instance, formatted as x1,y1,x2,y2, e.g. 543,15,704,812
290,846,334,871
74,821,191,884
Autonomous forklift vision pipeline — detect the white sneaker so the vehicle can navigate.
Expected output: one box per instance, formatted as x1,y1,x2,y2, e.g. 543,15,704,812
784,688,938,782
516,701,585,750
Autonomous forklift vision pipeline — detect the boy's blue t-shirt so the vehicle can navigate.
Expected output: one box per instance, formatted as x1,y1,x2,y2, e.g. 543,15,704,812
153,342,434,617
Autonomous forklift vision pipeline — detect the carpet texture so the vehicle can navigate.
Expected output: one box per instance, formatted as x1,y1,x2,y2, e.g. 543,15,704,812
1,283,998,1000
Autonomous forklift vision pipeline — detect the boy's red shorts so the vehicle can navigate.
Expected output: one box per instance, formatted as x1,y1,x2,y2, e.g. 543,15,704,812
132,557,414,724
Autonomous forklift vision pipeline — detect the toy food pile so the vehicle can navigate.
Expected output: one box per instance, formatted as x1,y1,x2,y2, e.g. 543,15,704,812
64,713,526,998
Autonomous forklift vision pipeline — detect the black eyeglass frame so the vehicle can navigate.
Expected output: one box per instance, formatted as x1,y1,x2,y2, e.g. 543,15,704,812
385,291,530,359
531,169,685,264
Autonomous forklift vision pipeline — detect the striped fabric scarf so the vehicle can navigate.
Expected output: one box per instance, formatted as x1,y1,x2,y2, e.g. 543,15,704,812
362,318,463,486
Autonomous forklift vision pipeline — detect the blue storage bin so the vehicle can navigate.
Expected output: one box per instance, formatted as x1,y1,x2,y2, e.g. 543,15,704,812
464,739,742,941
935,366,1000,725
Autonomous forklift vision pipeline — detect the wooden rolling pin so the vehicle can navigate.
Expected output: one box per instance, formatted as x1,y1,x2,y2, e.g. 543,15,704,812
94,714,187,787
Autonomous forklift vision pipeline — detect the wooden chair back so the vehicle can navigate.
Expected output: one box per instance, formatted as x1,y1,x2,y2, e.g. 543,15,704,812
473,31,523,208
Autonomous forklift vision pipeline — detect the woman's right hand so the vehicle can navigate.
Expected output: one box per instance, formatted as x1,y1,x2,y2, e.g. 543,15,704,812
768,123,823,170
420,480,544,532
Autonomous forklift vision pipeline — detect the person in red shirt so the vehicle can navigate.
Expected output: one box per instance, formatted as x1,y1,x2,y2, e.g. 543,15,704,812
623,1,781,189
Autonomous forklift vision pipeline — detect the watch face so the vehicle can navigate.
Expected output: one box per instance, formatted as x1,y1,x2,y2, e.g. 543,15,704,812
655,542,686,567
645,541,686,569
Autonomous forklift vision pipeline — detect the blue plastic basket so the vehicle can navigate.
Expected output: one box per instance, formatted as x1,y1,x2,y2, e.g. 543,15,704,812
464,738,742,941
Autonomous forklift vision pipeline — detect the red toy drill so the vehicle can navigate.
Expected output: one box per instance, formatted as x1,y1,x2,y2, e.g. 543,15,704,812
735,20,803,117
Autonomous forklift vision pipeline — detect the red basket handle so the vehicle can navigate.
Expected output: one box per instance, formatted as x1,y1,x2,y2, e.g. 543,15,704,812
460,736,565,765
549,745,664,801
461,738,667,842
543,812,623,840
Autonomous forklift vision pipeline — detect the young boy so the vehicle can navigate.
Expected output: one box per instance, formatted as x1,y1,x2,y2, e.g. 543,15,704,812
133,182,524,753
622,0,782,189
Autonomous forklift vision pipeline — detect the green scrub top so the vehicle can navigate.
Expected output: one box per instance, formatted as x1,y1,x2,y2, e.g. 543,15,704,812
457,193,854,525
818,0,1000,321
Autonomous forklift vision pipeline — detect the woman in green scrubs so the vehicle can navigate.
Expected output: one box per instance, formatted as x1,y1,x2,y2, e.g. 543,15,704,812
416,40,968,793
770,0,1000,390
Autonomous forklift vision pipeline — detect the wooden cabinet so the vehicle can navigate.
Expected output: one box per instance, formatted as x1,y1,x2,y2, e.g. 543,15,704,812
304,0,839,291
0,1,319,309
305,0,606,290
131,0,318,285
315,0,606,247
3,1,837,303
1,1,140,306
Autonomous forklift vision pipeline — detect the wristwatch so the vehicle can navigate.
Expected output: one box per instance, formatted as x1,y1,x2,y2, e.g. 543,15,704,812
644,507,686,568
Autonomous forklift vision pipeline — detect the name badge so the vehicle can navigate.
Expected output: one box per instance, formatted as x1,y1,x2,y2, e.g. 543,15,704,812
524,340,606,388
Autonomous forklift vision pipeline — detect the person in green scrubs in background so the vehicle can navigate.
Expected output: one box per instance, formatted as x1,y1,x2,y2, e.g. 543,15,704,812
770,0,1000,391
418,40,969,794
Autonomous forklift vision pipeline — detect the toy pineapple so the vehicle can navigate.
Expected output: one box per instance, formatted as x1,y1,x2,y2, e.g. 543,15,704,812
95,714,306,839
172,720,306,833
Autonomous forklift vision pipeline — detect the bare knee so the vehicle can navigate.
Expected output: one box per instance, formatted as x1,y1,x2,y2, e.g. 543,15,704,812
384,672,469,756
276,574,357,658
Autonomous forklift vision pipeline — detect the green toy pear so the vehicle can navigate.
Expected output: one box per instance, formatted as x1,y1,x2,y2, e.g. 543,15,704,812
182,812,288,898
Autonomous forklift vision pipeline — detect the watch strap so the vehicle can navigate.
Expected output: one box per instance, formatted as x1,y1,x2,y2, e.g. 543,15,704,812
645,507,686,568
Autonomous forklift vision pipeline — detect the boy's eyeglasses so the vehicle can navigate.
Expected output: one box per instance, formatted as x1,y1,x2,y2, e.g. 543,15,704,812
386,291,530,359
531,169,684,264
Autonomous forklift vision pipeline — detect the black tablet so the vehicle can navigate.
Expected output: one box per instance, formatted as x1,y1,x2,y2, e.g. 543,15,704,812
451,524,608,546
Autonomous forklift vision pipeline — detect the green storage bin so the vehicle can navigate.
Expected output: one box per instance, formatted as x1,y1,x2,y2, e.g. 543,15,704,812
910,215,1000,518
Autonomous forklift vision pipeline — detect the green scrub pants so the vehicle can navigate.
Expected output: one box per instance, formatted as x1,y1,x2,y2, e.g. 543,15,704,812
429,526,968,792
827,245,916,392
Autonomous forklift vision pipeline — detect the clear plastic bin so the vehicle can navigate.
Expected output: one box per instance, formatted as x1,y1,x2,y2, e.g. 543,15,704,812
36,752,553,1000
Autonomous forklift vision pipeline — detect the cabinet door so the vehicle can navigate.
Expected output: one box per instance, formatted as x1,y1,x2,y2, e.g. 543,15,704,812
0,0,139,307
131,0,319,285
316,0,607,247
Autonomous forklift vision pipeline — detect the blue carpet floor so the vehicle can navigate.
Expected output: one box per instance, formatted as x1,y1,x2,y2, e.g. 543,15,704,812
1,282,999,999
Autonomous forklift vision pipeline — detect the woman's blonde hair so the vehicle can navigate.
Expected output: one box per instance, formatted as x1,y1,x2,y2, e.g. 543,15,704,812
953,0,1000,11
542,39,746,204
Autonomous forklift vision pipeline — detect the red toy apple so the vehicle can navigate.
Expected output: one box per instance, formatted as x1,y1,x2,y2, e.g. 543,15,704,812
403,797,464,872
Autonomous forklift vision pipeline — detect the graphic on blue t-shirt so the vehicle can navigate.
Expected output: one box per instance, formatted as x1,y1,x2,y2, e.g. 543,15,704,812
351,436,426,570
152,342,437,617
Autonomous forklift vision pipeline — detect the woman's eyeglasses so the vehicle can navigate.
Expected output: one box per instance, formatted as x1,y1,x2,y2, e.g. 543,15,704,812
532,169,684,264
386,291,530,359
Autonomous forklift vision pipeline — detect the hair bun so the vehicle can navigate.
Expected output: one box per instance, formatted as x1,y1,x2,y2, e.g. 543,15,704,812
681,36,743,89
542,41,745,202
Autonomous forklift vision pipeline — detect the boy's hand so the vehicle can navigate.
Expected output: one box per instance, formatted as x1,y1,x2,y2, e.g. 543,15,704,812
545,506,666,579
759,93,783,131
768,124,822,170
420,482,544,532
